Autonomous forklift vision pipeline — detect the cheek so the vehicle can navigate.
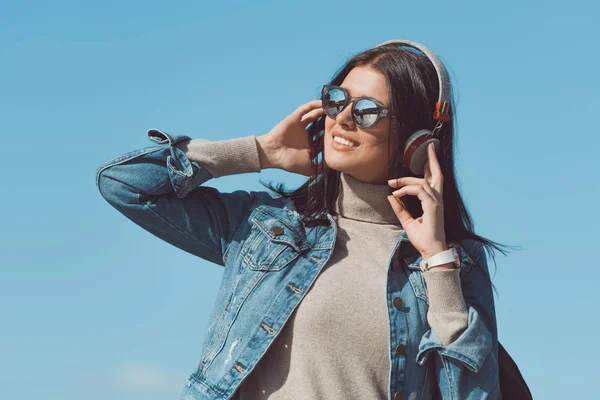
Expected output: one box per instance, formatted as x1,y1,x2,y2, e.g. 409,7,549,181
360,136,388,154
364,145,389,161
324,118,333,135
359,138,390,164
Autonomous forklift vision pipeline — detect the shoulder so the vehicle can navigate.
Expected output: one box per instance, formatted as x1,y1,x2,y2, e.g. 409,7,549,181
252,190,298,214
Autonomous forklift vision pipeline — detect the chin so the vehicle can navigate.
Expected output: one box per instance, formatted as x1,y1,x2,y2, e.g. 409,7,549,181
323,152,352,175
324,150,387,184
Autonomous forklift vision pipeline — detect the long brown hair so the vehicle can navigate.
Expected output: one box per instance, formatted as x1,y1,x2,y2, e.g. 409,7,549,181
260,44,519,283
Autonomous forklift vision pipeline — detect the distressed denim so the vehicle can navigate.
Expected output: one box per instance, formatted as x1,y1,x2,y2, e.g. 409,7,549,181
96,129,500,400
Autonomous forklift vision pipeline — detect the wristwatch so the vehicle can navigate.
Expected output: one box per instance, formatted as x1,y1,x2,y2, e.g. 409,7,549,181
419,244,460,272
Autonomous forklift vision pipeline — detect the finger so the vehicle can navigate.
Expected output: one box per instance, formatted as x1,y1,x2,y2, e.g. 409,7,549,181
388,176,440,203
392,183,439,203
387,195,414,226
427,143,443,192
295,100,323,119
387,176,424,188
423,159,432,183
422,179,442,201
427,142,442,175
300,107,326,124
391,185,437,212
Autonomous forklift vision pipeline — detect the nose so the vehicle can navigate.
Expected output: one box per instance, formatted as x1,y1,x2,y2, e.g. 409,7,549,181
336,100,356,130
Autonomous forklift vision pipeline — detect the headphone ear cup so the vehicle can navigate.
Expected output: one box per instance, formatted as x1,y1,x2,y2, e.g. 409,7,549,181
403,129,441,176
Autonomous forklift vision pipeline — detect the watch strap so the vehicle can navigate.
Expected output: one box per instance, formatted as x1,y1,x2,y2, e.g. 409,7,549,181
420,246,460,272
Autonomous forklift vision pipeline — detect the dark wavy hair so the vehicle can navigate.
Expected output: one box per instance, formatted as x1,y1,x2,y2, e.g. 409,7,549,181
260,43,520,285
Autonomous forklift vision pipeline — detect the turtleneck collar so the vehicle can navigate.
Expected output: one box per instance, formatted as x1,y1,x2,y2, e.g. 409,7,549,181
332,172,401,225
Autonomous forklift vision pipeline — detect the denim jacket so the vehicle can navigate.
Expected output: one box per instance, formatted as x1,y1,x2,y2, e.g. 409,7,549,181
96,129,500,400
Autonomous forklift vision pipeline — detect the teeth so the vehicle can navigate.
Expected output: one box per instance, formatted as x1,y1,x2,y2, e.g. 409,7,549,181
333,135,357,147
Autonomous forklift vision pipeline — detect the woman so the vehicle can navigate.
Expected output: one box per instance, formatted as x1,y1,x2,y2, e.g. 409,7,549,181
96,40,509,400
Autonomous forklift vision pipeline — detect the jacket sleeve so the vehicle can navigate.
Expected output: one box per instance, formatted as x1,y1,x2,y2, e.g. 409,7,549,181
95,128,263,267
416,240,500,399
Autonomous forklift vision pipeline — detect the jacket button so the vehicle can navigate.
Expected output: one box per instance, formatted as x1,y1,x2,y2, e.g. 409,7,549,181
396,343,407,355
392,297,403,309
394,391,403,400
271,226,284,236
392,259,402,272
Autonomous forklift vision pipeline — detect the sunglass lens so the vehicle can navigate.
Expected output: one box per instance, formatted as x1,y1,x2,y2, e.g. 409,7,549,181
322,87,347,116
353,98,379,128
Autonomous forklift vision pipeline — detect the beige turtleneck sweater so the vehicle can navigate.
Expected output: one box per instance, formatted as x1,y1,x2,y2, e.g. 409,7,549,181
174,135,469,400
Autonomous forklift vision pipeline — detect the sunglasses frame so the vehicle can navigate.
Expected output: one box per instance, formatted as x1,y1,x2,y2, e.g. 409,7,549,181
321,84,389,128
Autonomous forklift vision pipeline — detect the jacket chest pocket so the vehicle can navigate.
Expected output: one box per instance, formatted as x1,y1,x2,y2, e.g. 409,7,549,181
240,208,310,271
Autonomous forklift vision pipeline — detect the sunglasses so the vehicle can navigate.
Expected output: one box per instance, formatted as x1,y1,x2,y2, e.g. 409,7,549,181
321,84,389,128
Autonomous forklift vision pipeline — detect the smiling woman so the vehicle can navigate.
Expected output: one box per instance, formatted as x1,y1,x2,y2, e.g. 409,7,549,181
247,41,515,399
96,40,526,400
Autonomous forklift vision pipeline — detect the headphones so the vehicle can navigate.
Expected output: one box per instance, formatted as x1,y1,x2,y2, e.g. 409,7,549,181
372,40,451,176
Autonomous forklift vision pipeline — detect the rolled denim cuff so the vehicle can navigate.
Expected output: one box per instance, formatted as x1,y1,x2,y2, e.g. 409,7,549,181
416,306,493,373
147,129,213,198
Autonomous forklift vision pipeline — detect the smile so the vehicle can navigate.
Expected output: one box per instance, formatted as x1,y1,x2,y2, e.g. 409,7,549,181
333,135,359,147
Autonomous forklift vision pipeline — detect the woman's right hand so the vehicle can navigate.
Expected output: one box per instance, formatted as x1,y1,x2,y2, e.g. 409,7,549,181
256,100,325,176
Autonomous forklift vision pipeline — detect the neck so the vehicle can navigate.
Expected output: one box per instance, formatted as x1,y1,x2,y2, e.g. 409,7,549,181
332,172,400,225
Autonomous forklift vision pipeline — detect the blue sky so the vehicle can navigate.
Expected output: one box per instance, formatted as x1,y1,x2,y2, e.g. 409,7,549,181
1,1,598,399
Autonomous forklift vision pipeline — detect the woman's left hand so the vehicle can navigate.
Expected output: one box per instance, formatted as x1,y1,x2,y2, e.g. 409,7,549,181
386,143,448,259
